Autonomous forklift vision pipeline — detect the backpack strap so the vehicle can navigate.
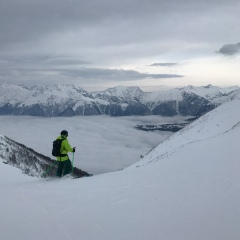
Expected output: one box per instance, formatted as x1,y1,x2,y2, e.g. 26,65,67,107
59,139,67,158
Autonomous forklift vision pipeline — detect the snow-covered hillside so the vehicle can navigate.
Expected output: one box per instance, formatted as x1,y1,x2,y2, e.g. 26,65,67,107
0,98,240,240
0,135,90,178
129,97,240,169
180,84,239,104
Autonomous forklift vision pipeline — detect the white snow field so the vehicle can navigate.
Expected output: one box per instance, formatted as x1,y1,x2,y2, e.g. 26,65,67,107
0,99,240,240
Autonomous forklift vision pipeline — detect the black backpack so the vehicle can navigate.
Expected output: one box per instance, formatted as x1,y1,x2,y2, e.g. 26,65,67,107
52,139,67,157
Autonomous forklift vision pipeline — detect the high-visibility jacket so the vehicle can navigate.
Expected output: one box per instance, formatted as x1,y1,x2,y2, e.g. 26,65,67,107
56,135,73,161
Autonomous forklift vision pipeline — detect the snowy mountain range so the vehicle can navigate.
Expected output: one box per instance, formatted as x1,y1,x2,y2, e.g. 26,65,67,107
1,96,240,239
0,82,239,117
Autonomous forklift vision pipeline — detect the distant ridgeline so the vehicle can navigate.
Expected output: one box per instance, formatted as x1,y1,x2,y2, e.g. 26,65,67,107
0,82,239,117
0,135,91,178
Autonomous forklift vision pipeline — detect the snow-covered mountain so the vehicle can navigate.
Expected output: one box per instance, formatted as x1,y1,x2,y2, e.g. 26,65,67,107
229,88,240,100
1,97,240,239
0,135,90,178
179,84,239,104
0,81,238,117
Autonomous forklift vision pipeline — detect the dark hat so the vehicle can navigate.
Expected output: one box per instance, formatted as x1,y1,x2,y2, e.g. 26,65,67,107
61,130,68,136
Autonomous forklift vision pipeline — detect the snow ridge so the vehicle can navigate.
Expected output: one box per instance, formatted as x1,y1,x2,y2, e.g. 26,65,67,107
129,98,240,169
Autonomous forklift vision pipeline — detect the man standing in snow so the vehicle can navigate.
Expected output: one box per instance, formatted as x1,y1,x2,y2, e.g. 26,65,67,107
55,130,75,177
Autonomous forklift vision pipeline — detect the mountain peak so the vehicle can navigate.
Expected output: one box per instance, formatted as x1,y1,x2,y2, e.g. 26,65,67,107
93,85,144,101
106,85,143,93
204,84,213,88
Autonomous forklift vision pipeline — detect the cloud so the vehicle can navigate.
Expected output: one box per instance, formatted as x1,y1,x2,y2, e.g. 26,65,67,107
59,68,183,80
1,0,240,88
1,55,90,66
1,0,238,54
148,63,179,67
218,43,240,56
0,52,183,87
0,53,183,81
42,57,91,66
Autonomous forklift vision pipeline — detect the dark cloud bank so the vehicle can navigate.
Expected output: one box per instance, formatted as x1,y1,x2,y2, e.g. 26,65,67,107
60,68,183,80
148,63,179,67
218,43,240,56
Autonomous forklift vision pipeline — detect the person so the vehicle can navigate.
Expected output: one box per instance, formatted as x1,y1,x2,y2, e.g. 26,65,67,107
55,130,75,177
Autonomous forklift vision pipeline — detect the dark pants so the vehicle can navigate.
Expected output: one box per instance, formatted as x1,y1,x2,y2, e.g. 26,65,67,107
56,159,72,177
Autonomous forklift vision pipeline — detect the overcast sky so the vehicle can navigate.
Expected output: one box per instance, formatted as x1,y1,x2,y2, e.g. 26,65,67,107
0,0,240,91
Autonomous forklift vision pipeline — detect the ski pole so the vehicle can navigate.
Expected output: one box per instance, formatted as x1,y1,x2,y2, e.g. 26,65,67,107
41,161,58,178
72,152,75,175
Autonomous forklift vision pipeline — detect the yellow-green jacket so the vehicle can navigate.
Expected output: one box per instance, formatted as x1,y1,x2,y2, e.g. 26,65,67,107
56,135,74,161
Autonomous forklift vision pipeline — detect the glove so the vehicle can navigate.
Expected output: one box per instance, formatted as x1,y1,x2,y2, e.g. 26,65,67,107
72,147,76,153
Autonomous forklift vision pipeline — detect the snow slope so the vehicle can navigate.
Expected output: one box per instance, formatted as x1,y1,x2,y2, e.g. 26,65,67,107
0,82,30,105
180,84,239,104
141,84,239,106
1,99,240,240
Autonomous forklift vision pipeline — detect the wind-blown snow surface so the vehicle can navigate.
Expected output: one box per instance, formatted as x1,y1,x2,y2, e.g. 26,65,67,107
1,99,240,240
